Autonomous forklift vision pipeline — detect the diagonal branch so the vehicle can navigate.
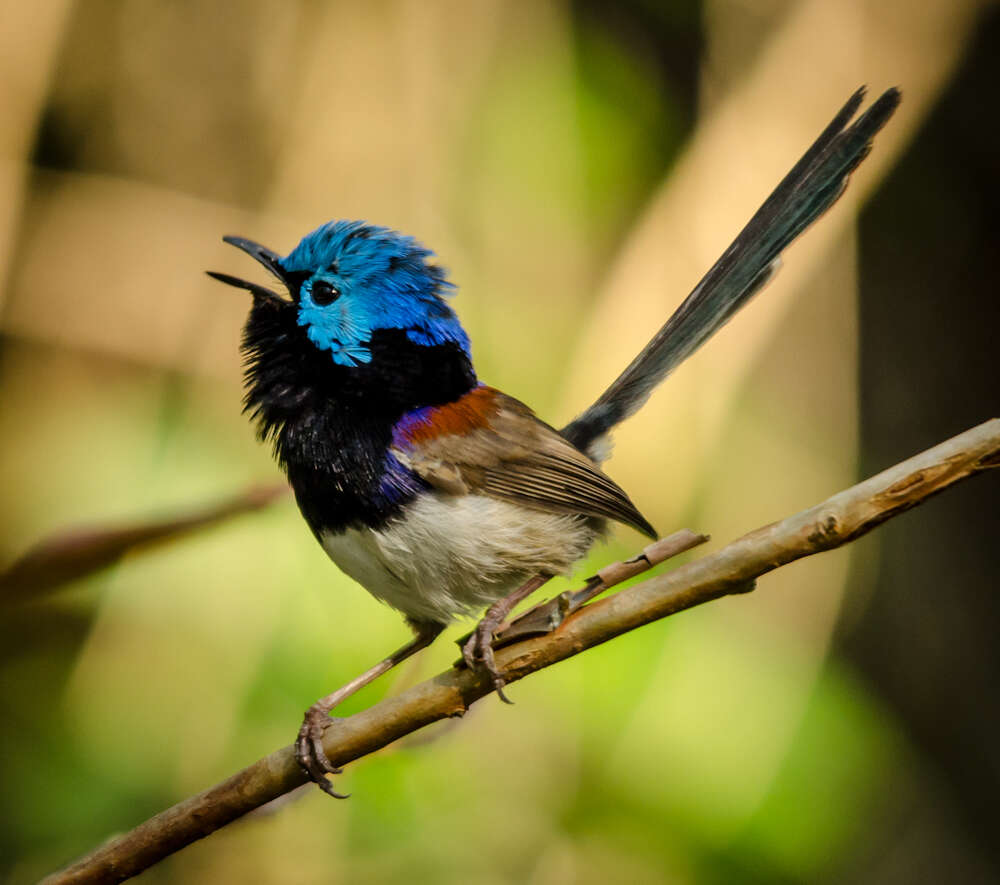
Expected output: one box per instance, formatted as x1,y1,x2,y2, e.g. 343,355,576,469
0,484,288,604
44,418,1000,885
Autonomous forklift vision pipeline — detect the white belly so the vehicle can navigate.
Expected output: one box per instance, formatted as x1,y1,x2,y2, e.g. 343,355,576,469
320,493,599,625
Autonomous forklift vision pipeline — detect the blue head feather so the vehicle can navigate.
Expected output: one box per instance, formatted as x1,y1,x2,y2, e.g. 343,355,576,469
280,220,470,367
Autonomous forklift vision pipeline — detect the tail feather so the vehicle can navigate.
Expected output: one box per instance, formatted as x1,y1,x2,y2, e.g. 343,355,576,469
562,86,901,453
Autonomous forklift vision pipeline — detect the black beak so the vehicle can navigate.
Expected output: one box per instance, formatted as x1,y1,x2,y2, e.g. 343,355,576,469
206,236,292,304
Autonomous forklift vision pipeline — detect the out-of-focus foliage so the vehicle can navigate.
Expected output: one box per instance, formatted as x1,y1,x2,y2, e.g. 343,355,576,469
1,1,995,883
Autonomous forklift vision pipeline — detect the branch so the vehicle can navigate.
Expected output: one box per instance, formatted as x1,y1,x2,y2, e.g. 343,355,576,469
0,484,287,604
44,419,1000,884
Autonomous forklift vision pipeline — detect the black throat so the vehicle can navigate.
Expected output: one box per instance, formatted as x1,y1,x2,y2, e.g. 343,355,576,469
241,295,477,534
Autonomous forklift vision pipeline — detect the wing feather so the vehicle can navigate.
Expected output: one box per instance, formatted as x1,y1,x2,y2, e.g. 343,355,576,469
392,387,656,537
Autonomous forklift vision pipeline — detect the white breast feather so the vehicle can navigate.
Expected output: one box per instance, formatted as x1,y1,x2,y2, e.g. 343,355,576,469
320,493,599,624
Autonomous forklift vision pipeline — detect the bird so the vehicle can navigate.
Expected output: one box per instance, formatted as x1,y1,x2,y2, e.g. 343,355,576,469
208,86,900,797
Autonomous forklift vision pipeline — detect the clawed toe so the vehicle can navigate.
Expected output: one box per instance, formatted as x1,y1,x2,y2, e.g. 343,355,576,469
460,630,481,672
295,708,349,799
461,627,513,704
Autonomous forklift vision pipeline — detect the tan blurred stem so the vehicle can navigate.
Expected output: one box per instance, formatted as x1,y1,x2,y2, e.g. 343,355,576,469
43,418,1000,885
0,0,73,308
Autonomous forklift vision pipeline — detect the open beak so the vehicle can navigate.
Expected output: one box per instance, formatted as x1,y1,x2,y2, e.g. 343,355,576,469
206,236,292,304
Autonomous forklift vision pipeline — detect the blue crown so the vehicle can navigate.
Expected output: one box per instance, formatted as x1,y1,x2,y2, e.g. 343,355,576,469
281,221,469,367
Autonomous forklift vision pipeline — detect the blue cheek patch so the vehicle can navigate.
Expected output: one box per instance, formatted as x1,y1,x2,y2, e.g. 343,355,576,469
298,299,373,366
297,289,470,367
309,333,371,367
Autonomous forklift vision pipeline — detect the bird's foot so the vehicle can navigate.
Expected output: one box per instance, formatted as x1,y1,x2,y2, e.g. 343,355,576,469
490,531,712,647
295,703,349,799
292,623,444,798
458,574,552,702
461,620,513,704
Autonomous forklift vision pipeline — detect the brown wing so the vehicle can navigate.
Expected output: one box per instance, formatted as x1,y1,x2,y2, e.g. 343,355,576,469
391,387,656,537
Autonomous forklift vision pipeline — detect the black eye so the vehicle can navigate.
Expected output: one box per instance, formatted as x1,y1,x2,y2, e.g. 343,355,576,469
311,279,340,306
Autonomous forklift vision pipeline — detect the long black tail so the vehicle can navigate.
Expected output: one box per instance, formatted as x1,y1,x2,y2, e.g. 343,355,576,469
562,86,901,453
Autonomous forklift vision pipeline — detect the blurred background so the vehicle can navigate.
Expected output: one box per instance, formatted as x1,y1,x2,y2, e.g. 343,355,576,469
2,0,998,882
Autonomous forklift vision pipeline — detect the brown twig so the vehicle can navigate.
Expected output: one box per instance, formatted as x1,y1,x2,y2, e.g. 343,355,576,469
43,418,1000,884
0,483,288,604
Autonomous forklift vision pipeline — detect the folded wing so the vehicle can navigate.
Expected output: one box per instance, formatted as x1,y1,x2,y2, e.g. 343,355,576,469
391,386,656,537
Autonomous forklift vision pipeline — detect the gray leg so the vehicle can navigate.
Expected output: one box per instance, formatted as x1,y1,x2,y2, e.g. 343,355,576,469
296,619,445,797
